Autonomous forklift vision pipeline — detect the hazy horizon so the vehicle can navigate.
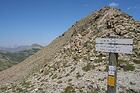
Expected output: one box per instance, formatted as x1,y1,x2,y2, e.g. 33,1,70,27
0,0,140,47
0,43,44,48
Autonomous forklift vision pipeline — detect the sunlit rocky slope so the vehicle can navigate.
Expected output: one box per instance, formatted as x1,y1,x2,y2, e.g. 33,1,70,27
0,7,140,93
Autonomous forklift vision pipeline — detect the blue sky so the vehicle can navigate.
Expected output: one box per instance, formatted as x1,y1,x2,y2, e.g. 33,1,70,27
0,0,140,47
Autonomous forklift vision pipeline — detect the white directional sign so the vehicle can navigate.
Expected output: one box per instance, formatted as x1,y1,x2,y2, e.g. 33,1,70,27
95,38,133,54
96,38,133,44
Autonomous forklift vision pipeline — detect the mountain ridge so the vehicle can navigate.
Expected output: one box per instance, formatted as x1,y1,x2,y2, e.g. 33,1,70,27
0,7,140,93
0,44,43,53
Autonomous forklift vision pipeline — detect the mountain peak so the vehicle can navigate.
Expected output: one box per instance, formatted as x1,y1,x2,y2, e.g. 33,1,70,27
99,6,121,11
73,6,139,39
0,7,140,93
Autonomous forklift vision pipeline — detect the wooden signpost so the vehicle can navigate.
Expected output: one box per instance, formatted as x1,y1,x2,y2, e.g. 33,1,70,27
95,38,133,93
95,38,133,54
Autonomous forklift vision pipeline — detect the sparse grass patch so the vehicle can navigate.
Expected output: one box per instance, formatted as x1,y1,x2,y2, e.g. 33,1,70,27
133,59,140,64
0,86,8,92
68,79,72,82
76,72,81,79
16,87,28,93
80,30,89,36
118,59,127,65
118,59,135,71
92,23,97,28
57,80,63,84
10,84,17,92
70,67,76,73
82,63,95,72
38,87,43,91
129,29,140,33
96,54,105,58
43,68,50,75
57,76,62,79
87,89,98,93
98,78,104,81
21,81,31,88
104,65,108,72
66,73,70,77
52,74,57,79
130,82,136,85
94,58,102,63
35,87,46,93
61,85,76,93
72,55,79,61
124,64,135,71
126,88,138,93
84,41,93,50
7,81,31,93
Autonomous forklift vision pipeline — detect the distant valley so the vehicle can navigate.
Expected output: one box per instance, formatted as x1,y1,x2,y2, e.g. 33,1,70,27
0,44,43,71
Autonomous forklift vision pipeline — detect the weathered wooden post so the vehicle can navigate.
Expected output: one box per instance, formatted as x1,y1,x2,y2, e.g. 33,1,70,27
107,53,118,93
95,38,133,93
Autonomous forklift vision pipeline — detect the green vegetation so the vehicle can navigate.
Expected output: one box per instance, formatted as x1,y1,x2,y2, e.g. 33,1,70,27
84,41,93,50
21,81,31,88
70,67,76,73
52,74,57,79
94,58,103,63
133,59,140,64
57,80,63,84
92,23,97,28
61,85,76,93
82,63,95,72
43,69,50,75
76,72,81,79
38,88,46,93
129,29,140,33
124,64,135,71
0,86,8,92
0,48,40,71
118,59,135,71
0,61,14,71
16,87,28,93
126,88,138,93
98,78,104,81
104,65,108,72
118,59,127,64
5,48,40,62
87,90,98,93
10,80,32,93
66,73,70,77
68,79,72,82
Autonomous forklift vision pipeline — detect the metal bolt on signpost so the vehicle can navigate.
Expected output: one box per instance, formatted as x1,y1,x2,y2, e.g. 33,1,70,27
95,38,133,93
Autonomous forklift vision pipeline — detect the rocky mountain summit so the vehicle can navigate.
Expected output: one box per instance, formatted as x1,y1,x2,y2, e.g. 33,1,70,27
0,7,140,93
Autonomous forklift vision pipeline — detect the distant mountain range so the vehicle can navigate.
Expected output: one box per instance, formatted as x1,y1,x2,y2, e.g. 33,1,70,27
0,44,43,53
0,44,43,71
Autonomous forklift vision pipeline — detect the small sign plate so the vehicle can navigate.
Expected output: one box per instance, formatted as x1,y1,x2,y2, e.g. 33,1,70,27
107,76,115,87
108,66,116,75
108,71,115,75
109,66,116,71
